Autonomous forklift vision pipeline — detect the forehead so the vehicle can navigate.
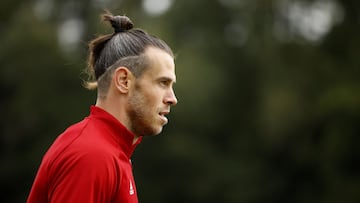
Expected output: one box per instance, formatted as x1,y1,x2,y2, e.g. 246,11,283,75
142,47,176,81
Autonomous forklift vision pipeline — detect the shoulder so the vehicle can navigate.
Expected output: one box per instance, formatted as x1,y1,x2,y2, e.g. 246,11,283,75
44,117,121,177
46,144,121,202
47,137,121,190
49,135,120,174
46,116,117,162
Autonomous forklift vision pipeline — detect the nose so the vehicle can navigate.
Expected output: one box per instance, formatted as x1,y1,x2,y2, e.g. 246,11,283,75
164,88,178,106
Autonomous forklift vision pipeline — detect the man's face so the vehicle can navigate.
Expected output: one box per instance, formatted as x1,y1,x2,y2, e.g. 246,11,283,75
127,47,177,136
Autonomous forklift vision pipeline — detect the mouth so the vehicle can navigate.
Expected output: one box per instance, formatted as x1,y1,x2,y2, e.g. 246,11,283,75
159,111,169,124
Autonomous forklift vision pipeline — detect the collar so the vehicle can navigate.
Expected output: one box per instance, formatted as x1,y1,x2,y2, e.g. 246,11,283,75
89,105,142,158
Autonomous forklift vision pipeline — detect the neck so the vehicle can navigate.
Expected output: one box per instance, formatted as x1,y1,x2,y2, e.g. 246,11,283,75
95,97,140,144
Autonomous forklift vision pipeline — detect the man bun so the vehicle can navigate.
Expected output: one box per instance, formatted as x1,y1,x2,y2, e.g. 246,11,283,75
103,12,134,33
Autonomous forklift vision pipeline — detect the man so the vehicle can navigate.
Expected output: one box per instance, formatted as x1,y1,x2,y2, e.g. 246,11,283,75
27,11,177,203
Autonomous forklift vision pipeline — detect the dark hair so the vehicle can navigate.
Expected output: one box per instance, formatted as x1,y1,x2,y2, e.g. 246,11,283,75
84,10,173,91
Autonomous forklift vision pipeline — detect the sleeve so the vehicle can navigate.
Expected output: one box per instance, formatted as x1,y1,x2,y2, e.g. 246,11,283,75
27,163,50,203
47,149,119,203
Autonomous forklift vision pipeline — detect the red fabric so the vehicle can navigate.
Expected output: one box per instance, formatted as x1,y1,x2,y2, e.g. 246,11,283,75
27,106,142,203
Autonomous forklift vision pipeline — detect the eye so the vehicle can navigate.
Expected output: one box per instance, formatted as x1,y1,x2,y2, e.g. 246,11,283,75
160,80,170,87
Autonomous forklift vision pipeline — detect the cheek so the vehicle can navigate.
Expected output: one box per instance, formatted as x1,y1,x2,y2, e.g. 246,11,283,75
133,90,157,115
134,82,164,111
144,88,163,105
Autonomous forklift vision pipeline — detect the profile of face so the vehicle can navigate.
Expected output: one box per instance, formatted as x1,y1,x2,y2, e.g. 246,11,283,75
127,47,178,136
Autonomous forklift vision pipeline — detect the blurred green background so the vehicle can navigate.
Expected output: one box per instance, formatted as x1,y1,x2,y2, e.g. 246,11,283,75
1,0,360,202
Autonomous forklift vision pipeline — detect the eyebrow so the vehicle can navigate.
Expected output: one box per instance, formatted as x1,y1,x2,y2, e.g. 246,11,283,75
158,76,176,84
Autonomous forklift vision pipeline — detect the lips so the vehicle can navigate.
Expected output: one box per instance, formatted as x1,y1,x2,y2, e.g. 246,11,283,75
159,111,169,124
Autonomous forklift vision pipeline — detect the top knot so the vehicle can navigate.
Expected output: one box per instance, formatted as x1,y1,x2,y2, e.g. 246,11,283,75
103,12,134,33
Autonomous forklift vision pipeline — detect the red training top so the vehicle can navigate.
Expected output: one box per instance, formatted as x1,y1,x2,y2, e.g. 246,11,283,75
27,106,142,203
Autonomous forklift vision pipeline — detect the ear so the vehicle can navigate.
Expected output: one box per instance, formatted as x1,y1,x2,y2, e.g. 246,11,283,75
113,67,133,94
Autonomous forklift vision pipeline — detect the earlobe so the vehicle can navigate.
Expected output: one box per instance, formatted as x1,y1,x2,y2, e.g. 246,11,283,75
114,67,132,93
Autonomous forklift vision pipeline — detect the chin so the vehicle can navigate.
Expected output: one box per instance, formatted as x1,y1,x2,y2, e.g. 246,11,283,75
141,125,163,136
151,128,163,136
150,120,165,134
